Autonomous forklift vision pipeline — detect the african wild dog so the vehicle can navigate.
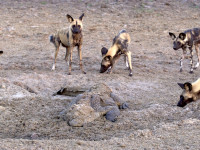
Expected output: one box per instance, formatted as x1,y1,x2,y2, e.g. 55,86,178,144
50,13,86,75
100,30,133,76
177,78,200,107
0,51,3,55
169,28,200,73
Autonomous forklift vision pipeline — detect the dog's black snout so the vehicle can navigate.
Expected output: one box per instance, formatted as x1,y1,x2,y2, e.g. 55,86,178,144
177,99,186,107
72,27,81,34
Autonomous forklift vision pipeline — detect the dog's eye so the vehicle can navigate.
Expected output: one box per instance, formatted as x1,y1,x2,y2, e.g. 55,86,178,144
180,95,184,100
78,25,81,28
177,41,181,45
72,25,75,28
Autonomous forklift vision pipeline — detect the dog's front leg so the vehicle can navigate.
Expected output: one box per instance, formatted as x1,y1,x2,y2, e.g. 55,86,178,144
124,55,129,69
78,45,86,74
64,47,70,65
108,55,121,74
179,49,186,72
194,43,200,69
189,47,194,73
68,47,73,75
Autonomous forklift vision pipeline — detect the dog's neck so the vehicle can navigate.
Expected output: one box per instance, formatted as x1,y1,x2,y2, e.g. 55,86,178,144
72,32,82,46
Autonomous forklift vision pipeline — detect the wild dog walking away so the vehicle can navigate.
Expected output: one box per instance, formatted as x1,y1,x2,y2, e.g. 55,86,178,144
50,13,86,75
169,28,200,73
177,78,200,107
100,30,133,76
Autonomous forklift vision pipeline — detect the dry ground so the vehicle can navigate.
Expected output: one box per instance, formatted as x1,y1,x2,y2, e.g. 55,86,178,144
0,0,200,149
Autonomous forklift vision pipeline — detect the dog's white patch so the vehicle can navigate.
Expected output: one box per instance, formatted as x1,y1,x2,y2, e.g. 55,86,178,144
52,64,55,71
195,62,199,68
125,57,129,68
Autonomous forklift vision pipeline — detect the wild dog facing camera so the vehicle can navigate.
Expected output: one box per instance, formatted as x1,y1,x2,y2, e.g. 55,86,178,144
169,28,200,73
67,13,84,34
50,13,86,74
169,32,187,50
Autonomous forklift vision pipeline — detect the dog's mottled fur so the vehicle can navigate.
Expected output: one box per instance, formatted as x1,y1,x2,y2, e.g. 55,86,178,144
177,78,200,107
169,28,200,73
100,30,133,76
50,13,85,75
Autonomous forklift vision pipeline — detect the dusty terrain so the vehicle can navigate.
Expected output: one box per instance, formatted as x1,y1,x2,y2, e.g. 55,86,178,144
0,0,200,149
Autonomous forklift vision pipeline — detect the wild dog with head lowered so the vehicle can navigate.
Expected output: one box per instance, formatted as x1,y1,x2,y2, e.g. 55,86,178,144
177,78,200,107
50,13,86,75
100,30,133,76
169,28,200,73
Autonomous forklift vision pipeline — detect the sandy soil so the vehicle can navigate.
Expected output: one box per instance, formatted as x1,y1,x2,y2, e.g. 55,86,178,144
0,0,200,149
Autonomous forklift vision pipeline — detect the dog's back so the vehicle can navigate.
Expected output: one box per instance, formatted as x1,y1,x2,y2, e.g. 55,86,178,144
184,28,200,44
50,29,69,47
112,30,131,54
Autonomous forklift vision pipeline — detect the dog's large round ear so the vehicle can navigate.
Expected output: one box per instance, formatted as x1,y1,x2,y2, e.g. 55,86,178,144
179,33,186,40
177,83,184,89
184,82,192,91
169,32,176,40
101,47,108,57
66,14,74,23
79,13,84,21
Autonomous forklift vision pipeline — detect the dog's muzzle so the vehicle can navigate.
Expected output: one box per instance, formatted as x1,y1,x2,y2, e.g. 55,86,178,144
173,47,178,50
100,65,109,73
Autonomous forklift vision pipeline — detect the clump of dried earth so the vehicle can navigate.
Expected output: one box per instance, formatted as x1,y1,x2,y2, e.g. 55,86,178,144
0,0,200,149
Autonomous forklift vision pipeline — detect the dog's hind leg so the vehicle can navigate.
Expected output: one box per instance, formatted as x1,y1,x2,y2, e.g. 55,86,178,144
125,51,133,76
78,45,86,74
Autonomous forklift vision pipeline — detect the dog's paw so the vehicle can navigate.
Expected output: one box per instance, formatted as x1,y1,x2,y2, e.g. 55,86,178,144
129,72,133,77
51,65,55,71
189,70,194,74
82,71,86,74
180,68,183,72
194,62,199,69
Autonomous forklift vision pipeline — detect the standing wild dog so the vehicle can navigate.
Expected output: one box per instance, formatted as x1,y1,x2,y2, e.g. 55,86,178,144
177,78,200,107
169,28,200,73
50,13,86,75
100,30,133,76
0,51,3,55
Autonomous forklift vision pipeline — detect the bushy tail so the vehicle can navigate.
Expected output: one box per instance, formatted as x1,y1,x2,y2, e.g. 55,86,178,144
119,29,126,34
0,51,3,55
49,35,55,43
